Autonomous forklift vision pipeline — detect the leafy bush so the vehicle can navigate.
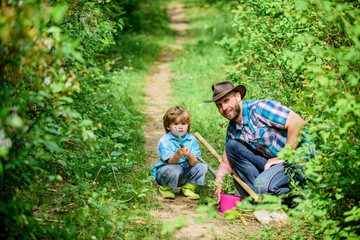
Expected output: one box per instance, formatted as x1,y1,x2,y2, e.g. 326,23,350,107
218,0,360,238
1,0,168,238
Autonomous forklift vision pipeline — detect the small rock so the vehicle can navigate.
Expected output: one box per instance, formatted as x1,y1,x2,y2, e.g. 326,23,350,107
253,209,288,225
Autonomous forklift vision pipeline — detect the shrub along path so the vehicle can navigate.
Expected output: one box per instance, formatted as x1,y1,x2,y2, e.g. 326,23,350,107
143,2,231,239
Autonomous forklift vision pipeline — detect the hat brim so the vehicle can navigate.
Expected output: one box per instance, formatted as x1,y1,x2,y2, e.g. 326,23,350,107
204,85,246,103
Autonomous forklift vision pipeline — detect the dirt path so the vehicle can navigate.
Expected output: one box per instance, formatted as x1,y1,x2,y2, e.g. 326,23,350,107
142,3,231,239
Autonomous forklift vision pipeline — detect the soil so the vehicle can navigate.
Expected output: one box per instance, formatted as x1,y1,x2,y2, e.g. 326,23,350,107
142,3,262,239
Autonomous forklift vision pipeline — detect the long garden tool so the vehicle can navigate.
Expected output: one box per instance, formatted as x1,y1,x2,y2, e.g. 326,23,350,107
175,126,185,148
194,132,259,201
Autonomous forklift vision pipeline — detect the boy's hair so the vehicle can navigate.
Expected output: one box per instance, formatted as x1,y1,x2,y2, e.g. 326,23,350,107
163,106,191,133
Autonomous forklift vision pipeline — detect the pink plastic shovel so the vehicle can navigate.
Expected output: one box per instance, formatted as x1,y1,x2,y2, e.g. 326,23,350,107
219,194,242,213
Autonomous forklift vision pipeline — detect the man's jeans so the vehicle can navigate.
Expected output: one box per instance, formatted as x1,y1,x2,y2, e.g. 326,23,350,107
226,140,305,195
156,163,208,188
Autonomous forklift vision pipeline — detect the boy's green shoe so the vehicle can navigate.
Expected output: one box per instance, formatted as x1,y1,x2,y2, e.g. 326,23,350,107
159,186,175,199
181,183,200,200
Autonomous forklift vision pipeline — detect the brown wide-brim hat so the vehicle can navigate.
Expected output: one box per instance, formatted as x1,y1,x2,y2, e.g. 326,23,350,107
204,81,246,103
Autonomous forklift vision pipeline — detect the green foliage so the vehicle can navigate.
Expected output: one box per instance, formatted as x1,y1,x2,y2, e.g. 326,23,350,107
119,0,171,34
218,0,360,238
173,0,359,238
161,215,190,236
219,174,235,195
0,0,169,238
1,0,84,187
194,200,219,223
3,0,358,238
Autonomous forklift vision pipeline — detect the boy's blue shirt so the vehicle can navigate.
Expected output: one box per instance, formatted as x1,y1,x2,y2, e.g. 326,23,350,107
151,132,201,179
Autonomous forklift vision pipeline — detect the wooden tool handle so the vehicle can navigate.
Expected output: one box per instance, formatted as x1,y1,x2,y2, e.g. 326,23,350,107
194,132,259,201
194,132,222,163
233,173,259,200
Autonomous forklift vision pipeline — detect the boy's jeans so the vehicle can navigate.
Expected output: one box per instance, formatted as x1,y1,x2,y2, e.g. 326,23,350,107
226,140,305,195
156,163,208,188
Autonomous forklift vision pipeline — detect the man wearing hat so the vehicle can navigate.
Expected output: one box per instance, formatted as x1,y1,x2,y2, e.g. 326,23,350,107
204,81,307,202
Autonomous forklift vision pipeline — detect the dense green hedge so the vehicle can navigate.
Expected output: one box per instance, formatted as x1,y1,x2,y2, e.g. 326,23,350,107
218,0,359,238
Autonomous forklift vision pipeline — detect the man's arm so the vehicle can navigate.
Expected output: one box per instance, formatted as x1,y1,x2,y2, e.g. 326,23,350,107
264,110,306,170
284,110,306,149
214,148,233,201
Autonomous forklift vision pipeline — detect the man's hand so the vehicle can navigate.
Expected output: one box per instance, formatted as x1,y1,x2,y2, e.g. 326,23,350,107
264,157,285,171
214,149,233,201
214,187,223,202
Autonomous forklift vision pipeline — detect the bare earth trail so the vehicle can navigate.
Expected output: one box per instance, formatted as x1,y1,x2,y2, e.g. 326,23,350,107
142,3,231,239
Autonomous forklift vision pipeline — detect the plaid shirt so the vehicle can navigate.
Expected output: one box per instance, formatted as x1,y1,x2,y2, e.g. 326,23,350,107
226,100,291,158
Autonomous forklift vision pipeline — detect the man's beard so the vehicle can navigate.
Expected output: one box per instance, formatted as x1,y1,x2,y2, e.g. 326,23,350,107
226,102,241,121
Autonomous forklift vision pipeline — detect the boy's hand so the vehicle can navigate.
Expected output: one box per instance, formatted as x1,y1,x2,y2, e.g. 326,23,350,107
176,147,198,167
177,147,193,158
182,147,193,158
169,147,196,165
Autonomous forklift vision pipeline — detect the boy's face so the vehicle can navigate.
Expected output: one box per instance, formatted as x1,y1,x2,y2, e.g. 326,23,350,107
167,116,189,138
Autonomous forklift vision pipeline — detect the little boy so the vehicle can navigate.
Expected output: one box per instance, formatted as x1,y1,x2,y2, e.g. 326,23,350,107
151,106,207,199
